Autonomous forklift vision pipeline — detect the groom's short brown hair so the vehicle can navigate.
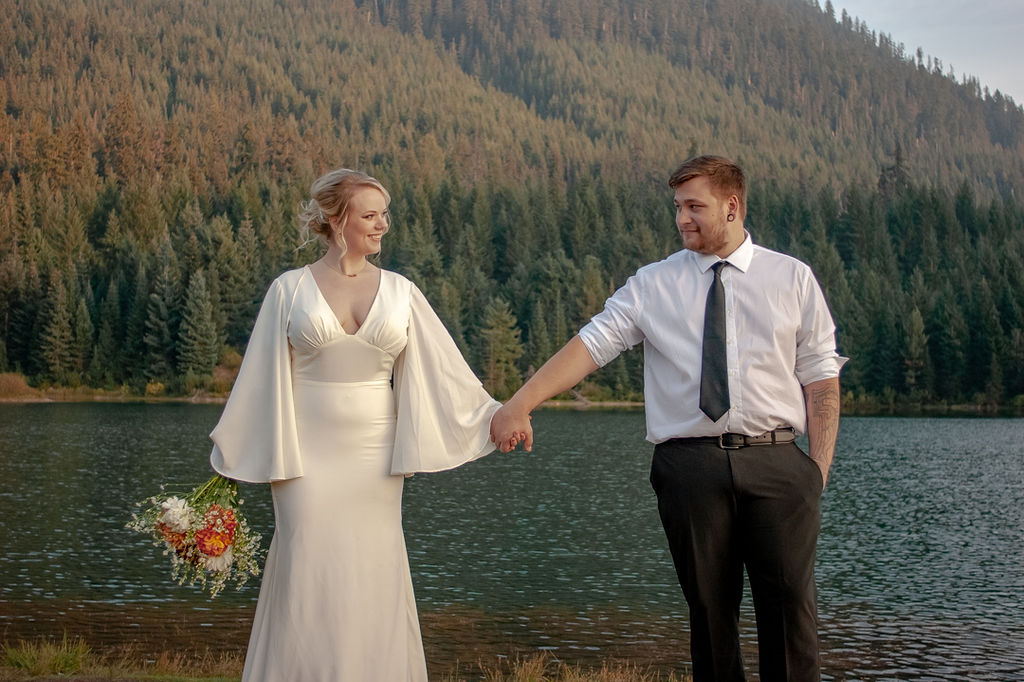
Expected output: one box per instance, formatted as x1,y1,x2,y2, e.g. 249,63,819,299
669,155,747,220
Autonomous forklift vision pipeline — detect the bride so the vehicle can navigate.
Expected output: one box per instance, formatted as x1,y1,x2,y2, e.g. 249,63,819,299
209,169,513,680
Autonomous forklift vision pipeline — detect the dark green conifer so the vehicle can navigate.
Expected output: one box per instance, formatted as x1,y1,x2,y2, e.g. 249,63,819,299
178,270,220,383
479,297,524,401
39,272,74,383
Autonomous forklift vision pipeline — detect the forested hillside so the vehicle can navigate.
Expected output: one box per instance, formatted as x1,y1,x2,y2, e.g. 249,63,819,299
1,0,1022,408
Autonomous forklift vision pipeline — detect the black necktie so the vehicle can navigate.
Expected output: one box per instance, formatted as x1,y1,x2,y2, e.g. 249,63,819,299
700,261,730,421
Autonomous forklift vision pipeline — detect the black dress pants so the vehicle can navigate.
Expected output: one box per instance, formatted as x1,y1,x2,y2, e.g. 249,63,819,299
650,439,823,682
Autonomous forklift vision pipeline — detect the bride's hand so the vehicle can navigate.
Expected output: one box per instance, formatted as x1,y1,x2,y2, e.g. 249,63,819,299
490,403,533,453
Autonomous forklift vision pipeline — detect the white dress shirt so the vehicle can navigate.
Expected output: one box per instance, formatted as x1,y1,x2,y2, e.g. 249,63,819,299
578,235,847,443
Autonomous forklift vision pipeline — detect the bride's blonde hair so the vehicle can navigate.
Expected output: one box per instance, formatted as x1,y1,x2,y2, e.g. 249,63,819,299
298,169,391,253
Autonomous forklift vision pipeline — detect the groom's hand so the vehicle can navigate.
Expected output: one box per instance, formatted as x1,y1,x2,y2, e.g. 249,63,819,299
490,403,533,453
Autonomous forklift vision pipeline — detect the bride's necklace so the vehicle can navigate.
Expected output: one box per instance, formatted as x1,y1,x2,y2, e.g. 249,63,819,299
322,259,367,278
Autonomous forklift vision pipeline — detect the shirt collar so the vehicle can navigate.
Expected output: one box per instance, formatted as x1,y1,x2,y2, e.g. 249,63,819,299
696,232,754,273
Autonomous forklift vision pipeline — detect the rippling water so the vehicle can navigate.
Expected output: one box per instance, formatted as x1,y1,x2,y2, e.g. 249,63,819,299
0,404,1022,679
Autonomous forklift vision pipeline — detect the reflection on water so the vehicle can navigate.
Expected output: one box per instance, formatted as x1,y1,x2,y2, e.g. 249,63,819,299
0,405,1022,679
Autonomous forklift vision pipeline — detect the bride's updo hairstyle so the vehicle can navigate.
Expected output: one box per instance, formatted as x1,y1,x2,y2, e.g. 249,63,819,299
298,168,391,253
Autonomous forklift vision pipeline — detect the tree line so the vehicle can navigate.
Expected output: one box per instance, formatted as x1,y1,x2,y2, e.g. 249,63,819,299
4,160,1022,406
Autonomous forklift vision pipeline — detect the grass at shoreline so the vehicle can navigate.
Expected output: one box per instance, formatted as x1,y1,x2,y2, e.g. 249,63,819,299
0,637,238,681
1,637,689,682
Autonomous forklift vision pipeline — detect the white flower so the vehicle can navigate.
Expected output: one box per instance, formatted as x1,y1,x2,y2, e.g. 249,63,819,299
160,497,192,533
202,546,233,572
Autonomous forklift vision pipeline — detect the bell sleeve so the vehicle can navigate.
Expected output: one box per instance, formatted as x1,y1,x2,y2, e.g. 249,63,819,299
391,284,501,475
209,274,304,483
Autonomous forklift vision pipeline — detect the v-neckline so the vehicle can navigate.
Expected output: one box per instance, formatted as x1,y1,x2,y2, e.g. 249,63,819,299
305,265,384,336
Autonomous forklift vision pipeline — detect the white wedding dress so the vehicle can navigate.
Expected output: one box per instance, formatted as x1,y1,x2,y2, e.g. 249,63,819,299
209,266,500,681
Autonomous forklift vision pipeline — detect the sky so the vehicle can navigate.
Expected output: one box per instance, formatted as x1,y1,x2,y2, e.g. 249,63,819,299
835,0,1024,104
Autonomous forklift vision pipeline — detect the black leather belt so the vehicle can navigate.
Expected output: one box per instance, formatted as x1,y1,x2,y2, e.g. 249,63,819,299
671,428,796,450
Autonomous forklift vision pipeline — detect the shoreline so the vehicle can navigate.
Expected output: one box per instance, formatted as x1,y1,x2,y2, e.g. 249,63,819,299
0,599,695,681
0,374,1019,416
0,392,636,409
1,393,1019,416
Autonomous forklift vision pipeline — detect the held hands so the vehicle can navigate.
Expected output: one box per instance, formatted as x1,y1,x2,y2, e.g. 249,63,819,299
490,402,534,453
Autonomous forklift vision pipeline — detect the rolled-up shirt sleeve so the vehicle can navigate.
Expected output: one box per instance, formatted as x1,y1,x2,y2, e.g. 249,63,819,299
794,269,848,385
578,274,646,368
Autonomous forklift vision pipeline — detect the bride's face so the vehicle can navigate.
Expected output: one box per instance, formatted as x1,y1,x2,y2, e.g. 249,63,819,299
337,187,390,257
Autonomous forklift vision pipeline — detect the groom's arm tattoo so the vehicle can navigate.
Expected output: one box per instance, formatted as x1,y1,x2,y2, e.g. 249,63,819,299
805,378,840,487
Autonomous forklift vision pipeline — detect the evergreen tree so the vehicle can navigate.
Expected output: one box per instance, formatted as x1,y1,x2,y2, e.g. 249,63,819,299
102,92,146,181
877,140,910,199
552,290,569,349
436,278,469,355
902,306,931,399
395,185,444,296
90,277,122,387
70,296,94,386
526,296,553,373
178,270,220,384
966,277,1006,402
143,241,182,383
39,272,74,383
122,262,151,383
865,304,902,398
578,255,609,321
927,288,969,401
479,297,524,400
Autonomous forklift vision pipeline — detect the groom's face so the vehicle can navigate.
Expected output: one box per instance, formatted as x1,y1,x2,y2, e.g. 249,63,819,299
673,176,742,256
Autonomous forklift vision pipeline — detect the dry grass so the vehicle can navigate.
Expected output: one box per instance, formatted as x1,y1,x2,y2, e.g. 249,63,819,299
442,654,689,682
0,373,36,398
3,635,90,676
1,641,688,681
0,638,242,681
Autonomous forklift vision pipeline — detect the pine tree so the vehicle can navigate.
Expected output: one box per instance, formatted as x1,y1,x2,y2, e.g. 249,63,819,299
967,277,1006,402
568,178,605,261
143,286,176,383
178,270,220,385
927,288,969,401
231,215,264,345
578,255,608,321
122,262,151,383
552,290,569,348
526,296,553,374
143,241,181,383
396,185,445,297
70,296,94,386
866,304,901,398
877,139,909,199
0,249,27,373
479,297,524,400
902,306,931,399
90,277,122,387
39,272,74,383
102,92,146,181
437,278,469,356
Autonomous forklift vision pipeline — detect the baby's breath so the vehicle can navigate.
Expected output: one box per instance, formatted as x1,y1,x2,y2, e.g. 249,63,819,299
127,474,263,598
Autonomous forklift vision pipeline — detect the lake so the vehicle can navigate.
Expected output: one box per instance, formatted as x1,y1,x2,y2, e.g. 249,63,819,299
0,404,1022,679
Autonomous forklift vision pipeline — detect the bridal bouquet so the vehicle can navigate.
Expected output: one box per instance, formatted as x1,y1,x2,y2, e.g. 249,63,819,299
128,474,262,597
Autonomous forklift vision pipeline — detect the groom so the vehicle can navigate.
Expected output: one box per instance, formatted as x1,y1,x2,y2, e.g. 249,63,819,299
491,155,845,681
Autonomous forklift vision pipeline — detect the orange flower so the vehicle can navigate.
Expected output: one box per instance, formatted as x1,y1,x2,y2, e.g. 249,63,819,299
157,523,189,555
195,525,233,557
204,504,238,539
